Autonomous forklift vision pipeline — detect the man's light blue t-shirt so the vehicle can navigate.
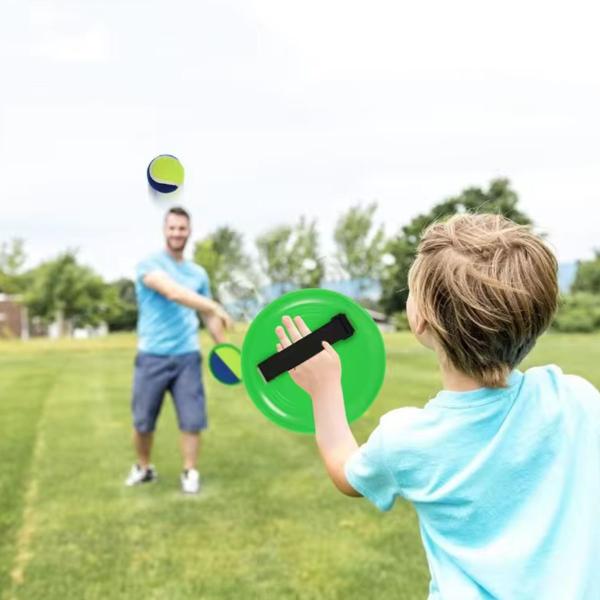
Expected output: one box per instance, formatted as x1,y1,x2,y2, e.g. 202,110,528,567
135,251,211,355
345,365,600,600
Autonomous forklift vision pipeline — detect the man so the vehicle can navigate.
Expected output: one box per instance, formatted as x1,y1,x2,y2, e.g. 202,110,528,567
125,206,232,494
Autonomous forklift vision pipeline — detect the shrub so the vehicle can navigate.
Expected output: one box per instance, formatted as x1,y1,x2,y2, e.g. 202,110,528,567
552,293,600,333
393,311,410,331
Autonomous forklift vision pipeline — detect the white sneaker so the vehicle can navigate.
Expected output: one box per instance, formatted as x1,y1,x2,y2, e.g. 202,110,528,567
125,464,157,486
181,468,201,494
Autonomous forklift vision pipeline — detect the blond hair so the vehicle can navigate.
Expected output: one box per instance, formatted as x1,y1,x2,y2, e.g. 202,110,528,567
408,213,559,388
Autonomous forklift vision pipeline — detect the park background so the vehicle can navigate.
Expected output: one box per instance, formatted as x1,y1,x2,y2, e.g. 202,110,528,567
1,1,600,599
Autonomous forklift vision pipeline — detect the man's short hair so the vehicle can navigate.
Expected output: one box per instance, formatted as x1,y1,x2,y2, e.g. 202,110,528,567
165,206,191,222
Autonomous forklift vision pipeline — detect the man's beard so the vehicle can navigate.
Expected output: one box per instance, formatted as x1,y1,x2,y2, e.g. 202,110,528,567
167,238,188,252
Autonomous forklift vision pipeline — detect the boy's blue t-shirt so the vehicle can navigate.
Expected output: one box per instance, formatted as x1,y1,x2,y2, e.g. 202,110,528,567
345,365,600,600
135,251,211,355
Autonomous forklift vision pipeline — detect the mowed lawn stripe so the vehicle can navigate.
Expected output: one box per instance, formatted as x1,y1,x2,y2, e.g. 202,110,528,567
0,353,64,599
6,347,143,599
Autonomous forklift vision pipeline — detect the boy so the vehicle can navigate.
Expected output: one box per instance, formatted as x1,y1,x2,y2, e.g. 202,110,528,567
275,213,600,599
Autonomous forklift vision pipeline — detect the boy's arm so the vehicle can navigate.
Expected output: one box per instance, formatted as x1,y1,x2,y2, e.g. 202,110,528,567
275,315,361,497
312,383,362,497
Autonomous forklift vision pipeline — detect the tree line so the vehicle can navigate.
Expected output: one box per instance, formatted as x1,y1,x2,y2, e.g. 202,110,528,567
1,178,599,335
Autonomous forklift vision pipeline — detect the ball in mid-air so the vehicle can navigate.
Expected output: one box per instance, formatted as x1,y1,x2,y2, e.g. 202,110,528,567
147,154,185,194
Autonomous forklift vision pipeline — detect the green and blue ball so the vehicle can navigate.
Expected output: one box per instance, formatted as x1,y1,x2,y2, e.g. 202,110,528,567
147,154,185,194
209,344,242,385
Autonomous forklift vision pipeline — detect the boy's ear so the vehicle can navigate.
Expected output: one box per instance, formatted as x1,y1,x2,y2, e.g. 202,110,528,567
414,314,428,336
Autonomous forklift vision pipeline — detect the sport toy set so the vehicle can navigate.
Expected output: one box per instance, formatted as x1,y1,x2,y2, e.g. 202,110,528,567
144,155,386,433
208,289,386,434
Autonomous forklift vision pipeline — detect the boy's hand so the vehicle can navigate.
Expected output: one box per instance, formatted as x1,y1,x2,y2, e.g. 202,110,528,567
275,315,341,397
275,314,360,498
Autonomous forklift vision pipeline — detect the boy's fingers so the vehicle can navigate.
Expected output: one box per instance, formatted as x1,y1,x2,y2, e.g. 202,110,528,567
322,340,336,356
282,315,302,342
294,315,311,336
275,326,292,348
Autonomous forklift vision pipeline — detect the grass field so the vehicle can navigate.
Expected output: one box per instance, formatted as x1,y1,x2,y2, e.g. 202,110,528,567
1,330,599,600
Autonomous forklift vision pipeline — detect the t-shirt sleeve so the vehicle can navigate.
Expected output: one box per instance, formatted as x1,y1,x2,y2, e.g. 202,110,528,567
136,256,161,283
344,425,400,512
344,407,436,512
197,270,212,298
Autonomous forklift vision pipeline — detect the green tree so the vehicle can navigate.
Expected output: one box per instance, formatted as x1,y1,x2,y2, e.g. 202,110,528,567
25,251,114,332
572,251,600,295
256,217,324,295
193,239,220,291
380,179,533,314
333,202,385,295
256,225,294,295
194,226,252,301
289,217,324,289
104,278,138,331
0,238,27,294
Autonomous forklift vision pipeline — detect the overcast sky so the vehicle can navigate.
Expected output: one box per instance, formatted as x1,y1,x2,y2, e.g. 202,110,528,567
1,0,599,280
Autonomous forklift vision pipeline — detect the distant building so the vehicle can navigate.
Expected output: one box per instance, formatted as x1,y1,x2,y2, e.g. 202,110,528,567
72,323,109,339
366,308,395,333
0,298,109,340
46,312,108,339
0,294,29,339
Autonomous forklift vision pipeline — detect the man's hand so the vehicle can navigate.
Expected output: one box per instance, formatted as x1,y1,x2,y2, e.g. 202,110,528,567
204,307,232,344
212,304,234,331
275,315,341,397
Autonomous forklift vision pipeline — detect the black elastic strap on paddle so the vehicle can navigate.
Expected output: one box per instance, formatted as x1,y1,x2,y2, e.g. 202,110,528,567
258,313,355,382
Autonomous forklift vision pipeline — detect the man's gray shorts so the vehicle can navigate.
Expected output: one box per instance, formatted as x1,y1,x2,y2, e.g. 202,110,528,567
132,351,207,433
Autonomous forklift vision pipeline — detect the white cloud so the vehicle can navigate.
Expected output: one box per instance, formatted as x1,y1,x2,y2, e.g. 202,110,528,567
0,1,599,279
30,26,112,63
27,2,113,63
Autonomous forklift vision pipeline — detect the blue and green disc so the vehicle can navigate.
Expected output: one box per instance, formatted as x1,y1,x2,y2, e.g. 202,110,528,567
208,343,242,385
241,289,386,433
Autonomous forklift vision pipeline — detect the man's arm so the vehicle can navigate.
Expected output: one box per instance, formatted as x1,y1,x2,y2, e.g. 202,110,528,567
204,312,227,345
143,270,232,329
